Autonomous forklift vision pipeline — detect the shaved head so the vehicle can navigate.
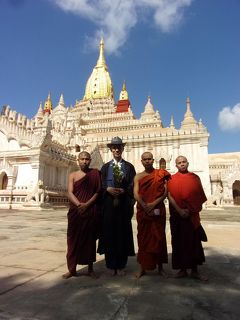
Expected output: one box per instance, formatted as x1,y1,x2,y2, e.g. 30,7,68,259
78,151,91,160
175,155,187,164
141,152,153,160
175,155,189,173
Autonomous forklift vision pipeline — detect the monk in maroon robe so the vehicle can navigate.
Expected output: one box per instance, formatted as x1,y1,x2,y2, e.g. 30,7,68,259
134,152,171,278
168,155,208,281
62,151,101,279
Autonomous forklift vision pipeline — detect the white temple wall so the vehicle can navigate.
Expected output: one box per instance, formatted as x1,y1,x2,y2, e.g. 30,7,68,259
43,165,50,186
8,139,20,150
131,146,141,172
0,132,21,151
48,165,55,188
0,131,8,150
15,164,35,188
199,144,211,196
42,163,69,189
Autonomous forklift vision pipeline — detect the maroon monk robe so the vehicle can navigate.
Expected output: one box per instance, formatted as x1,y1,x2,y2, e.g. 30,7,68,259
137,169,171,270
66,169,101,275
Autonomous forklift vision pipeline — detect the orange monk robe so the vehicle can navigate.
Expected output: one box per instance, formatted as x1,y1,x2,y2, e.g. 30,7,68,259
168,172,207,229
137,169,171,270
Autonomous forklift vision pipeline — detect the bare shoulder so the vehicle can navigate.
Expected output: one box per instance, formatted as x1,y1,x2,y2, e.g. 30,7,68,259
69,170,84,181
69,170,78,178
134,171,146,181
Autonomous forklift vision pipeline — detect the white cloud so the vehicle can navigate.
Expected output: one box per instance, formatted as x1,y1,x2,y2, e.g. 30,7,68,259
51,0,193,54
218,103,240,132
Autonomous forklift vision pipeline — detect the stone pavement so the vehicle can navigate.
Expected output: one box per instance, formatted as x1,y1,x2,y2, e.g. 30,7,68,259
0,207,240,320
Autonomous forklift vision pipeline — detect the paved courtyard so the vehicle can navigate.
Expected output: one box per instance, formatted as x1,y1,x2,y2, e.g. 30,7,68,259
0,206,239,320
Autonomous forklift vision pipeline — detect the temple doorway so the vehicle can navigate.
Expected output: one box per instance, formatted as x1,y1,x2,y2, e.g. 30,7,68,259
0,172,8,190
159,158,166,169
233,180,240,205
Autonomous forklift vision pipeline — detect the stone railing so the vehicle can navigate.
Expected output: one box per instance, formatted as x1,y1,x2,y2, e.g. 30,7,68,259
0,188,69,210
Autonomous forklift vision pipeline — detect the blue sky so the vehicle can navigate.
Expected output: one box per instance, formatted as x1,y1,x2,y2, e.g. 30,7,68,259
0,0,240,154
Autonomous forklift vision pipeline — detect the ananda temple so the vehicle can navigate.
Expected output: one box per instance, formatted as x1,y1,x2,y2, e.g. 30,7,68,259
0,39,239,209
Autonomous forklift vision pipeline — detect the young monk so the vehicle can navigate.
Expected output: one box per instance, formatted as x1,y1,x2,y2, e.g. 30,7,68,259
62,151,101,279
134,152,171,278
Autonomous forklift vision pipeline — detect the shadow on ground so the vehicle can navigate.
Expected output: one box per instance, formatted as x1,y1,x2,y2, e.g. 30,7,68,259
0,247,240,320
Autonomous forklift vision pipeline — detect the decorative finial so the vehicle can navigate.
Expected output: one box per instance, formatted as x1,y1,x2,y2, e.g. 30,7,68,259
170,115,175,128
97,38,107,68
43,92,53,114
59,93,65,105
119,81,129,100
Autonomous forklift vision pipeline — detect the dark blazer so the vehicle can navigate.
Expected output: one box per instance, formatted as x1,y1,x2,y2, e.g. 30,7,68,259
101,159,136,198
97,159,136,256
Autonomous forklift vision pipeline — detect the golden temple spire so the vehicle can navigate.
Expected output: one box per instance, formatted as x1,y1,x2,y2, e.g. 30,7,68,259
119,81,129,100
96,38,107,69
116,81,130,113
43,92,53,114
83,39,114,101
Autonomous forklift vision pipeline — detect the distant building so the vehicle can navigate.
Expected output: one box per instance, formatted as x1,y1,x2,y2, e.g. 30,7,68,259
0,39,239,208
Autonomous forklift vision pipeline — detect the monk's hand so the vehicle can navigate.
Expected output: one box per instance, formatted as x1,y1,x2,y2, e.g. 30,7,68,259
147,210,155,217
141,202,150,213
77,203,88,215
145,203,155,215
180,208,189,219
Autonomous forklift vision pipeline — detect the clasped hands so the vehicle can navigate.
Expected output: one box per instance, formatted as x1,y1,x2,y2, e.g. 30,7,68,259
179,208,190,218
107,187,124,197
141,202,156,216
77,202,89,216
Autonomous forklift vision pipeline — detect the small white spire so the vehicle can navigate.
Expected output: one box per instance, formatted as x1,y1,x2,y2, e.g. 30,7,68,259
34,101,43,119
181,97,197,129
170,115,175,128
59,93,65,106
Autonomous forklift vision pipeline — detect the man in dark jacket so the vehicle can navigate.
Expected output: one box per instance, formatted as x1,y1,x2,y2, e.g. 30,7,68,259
98,137,136,276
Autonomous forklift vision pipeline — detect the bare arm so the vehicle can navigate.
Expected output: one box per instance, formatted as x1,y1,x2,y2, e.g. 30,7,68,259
168,191,189,218
67,172,81,206
133,175,146,209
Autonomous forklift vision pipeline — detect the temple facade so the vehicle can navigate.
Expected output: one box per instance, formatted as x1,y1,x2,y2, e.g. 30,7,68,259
0,39,239,209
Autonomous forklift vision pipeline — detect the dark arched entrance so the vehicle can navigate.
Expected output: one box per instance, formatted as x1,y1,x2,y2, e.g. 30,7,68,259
159,158,166,169
0,172,8,190
233,180,240,205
